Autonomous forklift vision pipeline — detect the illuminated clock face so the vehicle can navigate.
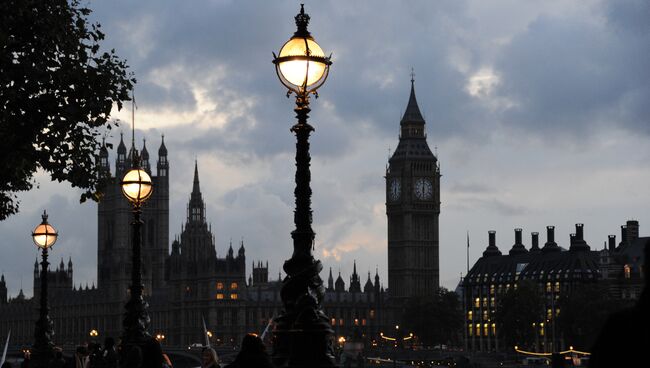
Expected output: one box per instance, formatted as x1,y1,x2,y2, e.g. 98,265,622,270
389,179,401,201
414,178,433,200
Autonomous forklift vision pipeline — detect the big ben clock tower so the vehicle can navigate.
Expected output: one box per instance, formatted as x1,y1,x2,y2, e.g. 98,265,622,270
386,76,440,299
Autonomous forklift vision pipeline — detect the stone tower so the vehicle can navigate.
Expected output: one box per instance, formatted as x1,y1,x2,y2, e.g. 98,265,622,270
386,78,440,299
97,135,169,302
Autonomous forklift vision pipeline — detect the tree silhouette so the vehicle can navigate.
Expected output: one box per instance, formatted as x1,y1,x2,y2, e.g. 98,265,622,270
495,280,543,349
0,0,134,220
402,288,463,347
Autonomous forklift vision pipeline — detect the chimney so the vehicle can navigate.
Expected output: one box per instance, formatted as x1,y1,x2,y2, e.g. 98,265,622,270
608,235,616,252
483,230,502,257
515,228,522,245
509,228,528,256
489,231,496,247
547,226,555,244
530,232,540,252
626,220,639,242
620,225,628,247
570,233,576,245
576,223,584,241
542,226,560,253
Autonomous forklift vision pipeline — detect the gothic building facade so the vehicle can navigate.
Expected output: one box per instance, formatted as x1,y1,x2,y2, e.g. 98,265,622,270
0,134,391,349
386,78,441,300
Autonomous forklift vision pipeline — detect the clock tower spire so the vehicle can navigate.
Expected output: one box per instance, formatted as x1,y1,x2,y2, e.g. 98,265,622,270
386,76,440,300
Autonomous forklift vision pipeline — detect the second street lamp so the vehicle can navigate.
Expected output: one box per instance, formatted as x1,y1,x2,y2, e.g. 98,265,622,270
271,5,335,368
120,137,155,365
31,210,58,368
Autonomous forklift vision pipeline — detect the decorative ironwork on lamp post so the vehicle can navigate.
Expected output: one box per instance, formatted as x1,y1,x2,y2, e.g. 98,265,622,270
271,4,335,368
31,210,58,367
119,131,154,365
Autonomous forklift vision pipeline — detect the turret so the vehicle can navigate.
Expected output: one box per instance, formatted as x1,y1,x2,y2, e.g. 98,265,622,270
335,271,345,292
141,139,151,173
509,228,528,256
187,160,206,225
98,138,110,175
349,260,361,292
227,242,234,259
157,134,168,177
238,240,245,258
482,231,502,257
327,267,334,292
374,268,381,294
364,272,374,293
116,133,127,175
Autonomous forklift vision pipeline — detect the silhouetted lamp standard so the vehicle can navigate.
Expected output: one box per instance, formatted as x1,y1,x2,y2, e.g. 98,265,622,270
120,150,153,363
271,4,335,368
31,210,58,367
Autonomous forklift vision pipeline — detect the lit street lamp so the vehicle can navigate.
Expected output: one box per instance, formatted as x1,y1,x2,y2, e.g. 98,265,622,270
31,210,58,368
380,326,414,368
120,131,154,364
271,4,334,368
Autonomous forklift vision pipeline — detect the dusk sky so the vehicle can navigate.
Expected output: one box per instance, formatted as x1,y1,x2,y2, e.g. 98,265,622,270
1,0,649,297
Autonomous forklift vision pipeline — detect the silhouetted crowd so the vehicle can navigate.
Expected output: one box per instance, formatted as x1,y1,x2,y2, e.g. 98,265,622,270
4,334,274,368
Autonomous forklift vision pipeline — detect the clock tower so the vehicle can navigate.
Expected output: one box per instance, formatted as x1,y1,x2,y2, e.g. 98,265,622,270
386,77,440,300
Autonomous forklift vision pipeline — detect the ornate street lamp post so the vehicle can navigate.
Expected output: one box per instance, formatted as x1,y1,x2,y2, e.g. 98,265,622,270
120,148,154,365
271,5,335,368
31,210,58,368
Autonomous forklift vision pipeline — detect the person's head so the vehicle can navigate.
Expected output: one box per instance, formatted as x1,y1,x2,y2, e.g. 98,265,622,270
240,333,265,354
104,337,115,350
201,347,218,365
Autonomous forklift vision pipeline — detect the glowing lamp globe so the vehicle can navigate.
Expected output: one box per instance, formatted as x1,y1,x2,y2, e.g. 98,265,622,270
273,5,331,95
121,169,153,204
32,211,57,249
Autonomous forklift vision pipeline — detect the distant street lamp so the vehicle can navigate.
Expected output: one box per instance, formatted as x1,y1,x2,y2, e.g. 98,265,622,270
271,4,334,368
90,329,99,339
31,210,58,368
380,326,414,368
120,137,154,364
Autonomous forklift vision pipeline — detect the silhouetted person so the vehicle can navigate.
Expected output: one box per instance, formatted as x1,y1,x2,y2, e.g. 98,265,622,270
139,338,164,368
102,338,118,368
75,346,89,368
49,349,67,368
225,334,273,368
88,343,106,368
20,350,30,368
201,348,220,368
123,346,142,368
589,241,650,367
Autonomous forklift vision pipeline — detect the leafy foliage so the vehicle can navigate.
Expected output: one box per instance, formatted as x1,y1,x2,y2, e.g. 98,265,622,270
495,280,543,349
0,0,134,220
401,288,463,347
557,282,630,350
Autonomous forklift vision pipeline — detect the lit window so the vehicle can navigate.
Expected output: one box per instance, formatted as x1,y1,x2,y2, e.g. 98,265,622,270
482,298,487,307
539,323,545,336
475,324,480,336
369,309,375,319
354,318,359,326
467,311,473,321
468,324,473,337
546,282,551,292
230,293,238,300
474,298,480,308
547,308,552,320
491,323,496,335
339,319,344,326
624,265,631,279
362,319,366,326
555,308,560,317
483,323,488,336
216,294,224,300
331,318,336,326
217,282,224,290
490,297,495,307
490,284,495,295
483,310,488,320
231,282,238,290
554,281,560,292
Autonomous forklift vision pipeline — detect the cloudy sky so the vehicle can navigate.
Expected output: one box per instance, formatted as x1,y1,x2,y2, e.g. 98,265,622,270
2,0,649,297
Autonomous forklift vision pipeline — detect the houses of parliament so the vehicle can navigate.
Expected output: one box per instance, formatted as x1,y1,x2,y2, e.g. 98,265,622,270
0,80,441,347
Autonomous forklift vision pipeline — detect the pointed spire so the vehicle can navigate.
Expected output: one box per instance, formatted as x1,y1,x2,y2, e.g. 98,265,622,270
158,134,168,156
400,72,425,125
68,256,73,268
1,274,5,283
141,138,150,160
192,159,200,194
59,258,65,271
117,132,126,154
352,260,358,276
